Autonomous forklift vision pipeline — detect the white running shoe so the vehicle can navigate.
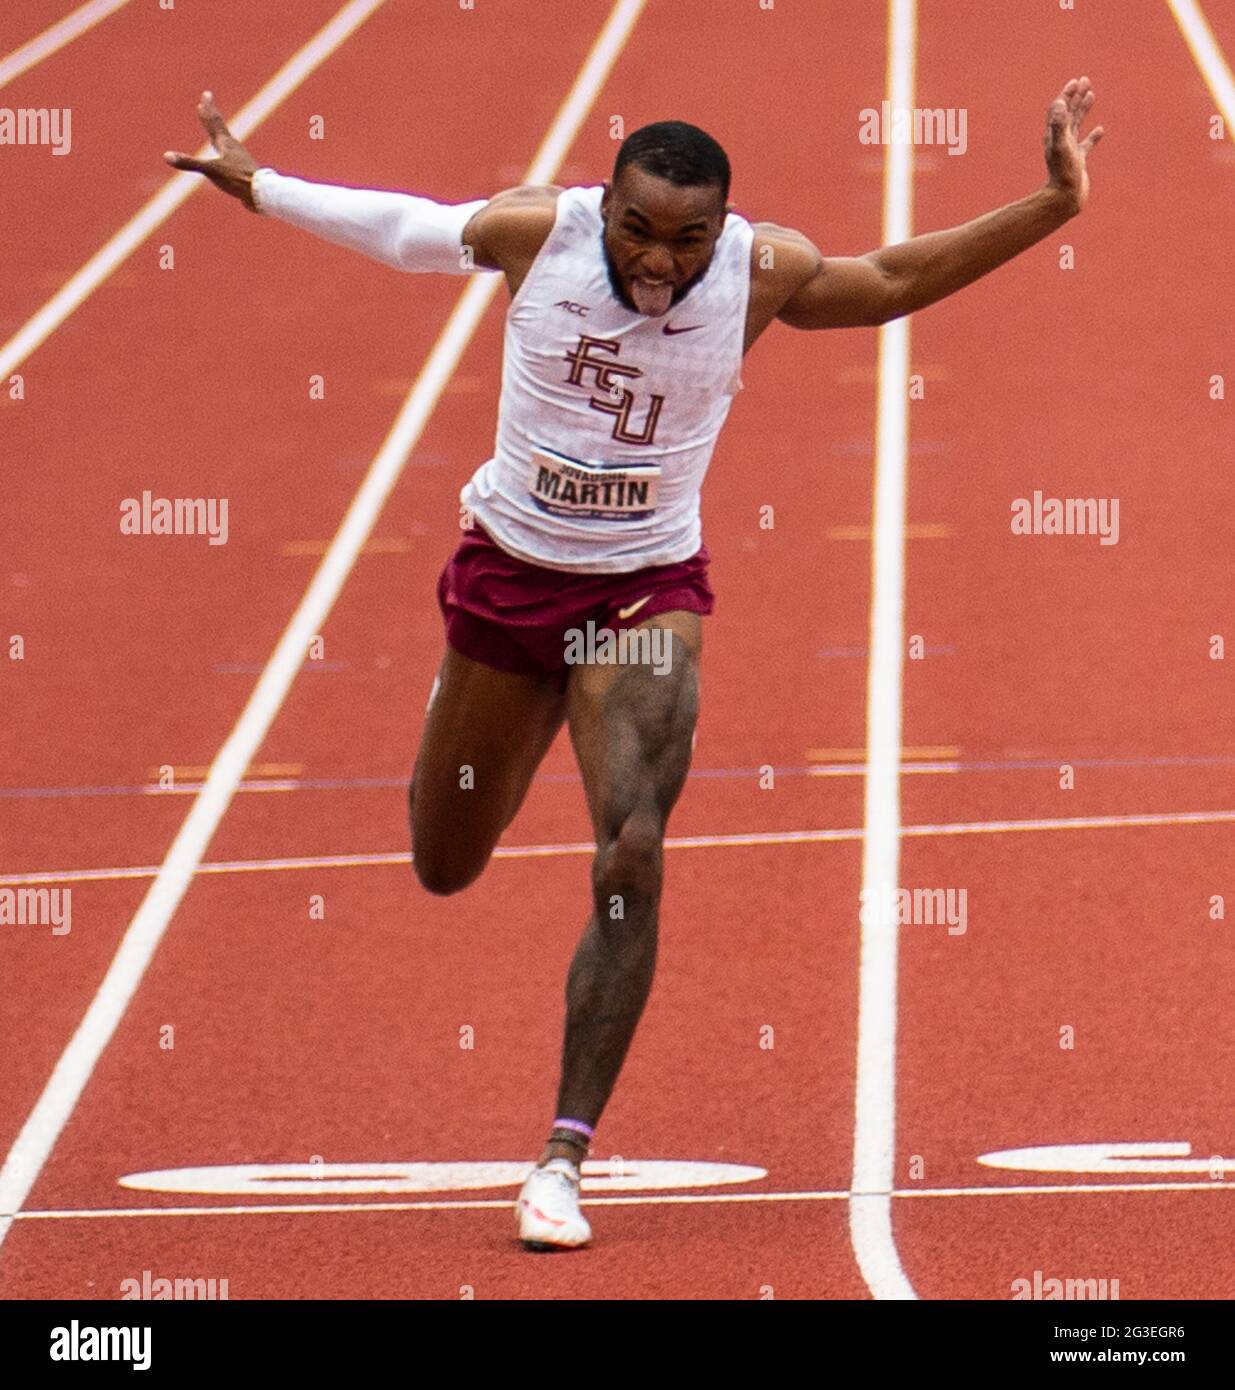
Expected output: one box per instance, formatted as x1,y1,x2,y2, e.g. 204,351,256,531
515,1159,592,1249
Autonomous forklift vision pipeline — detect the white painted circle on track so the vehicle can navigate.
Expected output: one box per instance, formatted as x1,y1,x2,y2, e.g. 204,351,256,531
118,1160,768,1197
978,1142,1231,1174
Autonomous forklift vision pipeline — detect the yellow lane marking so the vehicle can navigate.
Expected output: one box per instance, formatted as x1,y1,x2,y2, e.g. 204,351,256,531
146,763,302,781
807,746,959,761
280,537,411,556
827,523,955,540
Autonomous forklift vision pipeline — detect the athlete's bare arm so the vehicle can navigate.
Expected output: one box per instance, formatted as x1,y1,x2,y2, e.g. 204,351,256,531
745,76,1103,349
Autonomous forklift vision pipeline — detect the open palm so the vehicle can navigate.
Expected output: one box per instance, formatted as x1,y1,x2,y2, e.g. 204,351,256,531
1044,76,1104,213
164,91,260,211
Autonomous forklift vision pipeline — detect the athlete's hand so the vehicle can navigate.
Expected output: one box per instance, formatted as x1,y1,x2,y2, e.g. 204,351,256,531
1043,76,1103,214
163,92,260,212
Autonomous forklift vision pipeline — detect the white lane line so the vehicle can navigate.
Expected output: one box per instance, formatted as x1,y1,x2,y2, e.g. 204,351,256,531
849,0,919,1301
0,0,388,384
5,806,1233,888
1167,0,1235,129
0,0,132,92
13,1178,1235,1221
0,0,650,1252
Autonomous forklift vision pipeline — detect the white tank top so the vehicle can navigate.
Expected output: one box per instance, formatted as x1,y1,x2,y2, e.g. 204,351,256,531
460,185,754,573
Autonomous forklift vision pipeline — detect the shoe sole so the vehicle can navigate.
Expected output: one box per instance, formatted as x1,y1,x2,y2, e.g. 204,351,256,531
516,1195,590,1250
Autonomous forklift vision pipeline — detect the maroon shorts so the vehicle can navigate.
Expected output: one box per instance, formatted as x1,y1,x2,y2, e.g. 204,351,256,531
436,524,714,688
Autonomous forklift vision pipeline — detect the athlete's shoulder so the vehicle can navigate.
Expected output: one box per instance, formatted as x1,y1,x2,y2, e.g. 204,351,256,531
485,183,566,211
748,221,823,295
463,184,566,272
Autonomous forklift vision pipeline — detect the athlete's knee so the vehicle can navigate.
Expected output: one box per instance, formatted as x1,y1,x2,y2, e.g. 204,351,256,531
412,844,484,897
593,805,664,913
410,796,489,895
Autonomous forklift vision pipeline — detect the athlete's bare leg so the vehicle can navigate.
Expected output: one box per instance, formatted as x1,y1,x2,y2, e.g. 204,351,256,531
538,611,702,1167
409,644,565,895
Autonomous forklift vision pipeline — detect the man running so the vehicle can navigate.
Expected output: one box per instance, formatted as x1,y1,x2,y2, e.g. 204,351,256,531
166,77,1102,1249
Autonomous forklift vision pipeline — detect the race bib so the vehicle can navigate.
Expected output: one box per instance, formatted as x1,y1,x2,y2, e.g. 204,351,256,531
528,444,660,522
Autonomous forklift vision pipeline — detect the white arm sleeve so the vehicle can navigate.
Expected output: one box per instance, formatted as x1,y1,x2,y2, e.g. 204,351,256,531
250,168,489,274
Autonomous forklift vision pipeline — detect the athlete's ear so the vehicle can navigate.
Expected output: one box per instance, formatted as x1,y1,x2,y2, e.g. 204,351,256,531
600,181,611,215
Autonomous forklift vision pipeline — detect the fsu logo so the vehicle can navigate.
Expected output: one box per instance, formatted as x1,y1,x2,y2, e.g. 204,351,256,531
563,335,663,446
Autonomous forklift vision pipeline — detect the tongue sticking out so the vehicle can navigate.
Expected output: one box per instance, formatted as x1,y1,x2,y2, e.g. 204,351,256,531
631,279,673,318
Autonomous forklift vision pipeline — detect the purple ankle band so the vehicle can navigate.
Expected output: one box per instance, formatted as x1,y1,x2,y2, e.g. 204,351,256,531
552,1118,595,1140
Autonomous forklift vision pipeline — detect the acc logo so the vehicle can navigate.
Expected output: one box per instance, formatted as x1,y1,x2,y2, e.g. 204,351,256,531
555,300,590,316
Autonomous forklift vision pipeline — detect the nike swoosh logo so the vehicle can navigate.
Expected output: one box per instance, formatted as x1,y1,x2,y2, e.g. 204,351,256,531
663,323,705,335
617,595,653,621
521,1200,566,1227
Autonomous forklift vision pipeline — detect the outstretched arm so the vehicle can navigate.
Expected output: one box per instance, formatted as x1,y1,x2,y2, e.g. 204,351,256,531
163,93,262,208
164,91,499,276
768,77,1104,331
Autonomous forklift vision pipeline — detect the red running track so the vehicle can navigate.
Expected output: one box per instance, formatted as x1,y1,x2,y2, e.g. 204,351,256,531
1,0,1232,1300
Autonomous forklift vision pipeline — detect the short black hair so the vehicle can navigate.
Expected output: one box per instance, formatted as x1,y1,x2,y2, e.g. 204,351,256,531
613,121,731,205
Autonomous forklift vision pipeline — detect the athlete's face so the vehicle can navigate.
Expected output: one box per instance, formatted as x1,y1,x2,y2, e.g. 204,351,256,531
601,165,727,318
